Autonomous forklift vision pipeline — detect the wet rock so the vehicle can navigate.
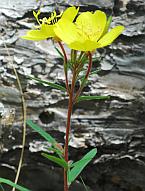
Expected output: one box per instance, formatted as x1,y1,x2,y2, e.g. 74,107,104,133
66,0,114,9
0,0,145,190
0,0,40,18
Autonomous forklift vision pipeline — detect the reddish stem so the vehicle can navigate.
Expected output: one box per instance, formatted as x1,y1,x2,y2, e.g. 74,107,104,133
64,71,76,191
64,168,68,191
85,52,92,80
58,41,70,94
61,49,92,191
74,51,92,102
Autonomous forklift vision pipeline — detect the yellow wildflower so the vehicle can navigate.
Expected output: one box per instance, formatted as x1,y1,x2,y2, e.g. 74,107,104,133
54,10,125,51
21,7,79,41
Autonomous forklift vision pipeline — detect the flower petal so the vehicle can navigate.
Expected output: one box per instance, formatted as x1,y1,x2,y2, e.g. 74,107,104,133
54,19,82,44
97,26,125,48
61,6,79,22
75,10,106,42
69,40,100,51
93,10,107,41
21,24,55,41
75,12,94,35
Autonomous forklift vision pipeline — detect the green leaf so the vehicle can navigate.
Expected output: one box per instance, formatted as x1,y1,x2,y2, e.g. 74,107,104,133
47,147,63,158
27,120,64,158
42,153,68,169
80,53,88,64
89,69,101,75
77,95,110,102
68,148,97,185
26,120,56,144
102,15,112,35
106,15,112,30
28,76,66,92
0,178,30,191
78,68,101,81
54,46,64,58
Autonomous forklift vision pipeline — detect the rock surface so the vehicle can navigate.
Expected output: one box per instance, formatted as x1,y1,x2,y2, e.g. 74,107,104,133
0,0,145,191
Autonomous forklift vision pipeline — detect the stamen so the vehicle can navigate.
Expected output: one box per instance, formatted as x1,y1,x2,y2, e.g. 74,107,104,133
33,10,41,25
56,11,63,18
76,21,103,41
35,9,63,26
53,11,57,18
49,10,63,25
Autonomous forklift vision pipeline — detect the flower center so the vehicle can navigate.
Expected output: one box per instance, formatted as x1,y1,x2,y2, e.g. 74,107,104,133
76,22,102,41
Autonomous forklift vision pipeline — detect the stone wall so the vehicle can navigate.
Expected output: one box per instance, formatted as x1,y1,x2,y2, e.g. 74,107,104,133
0,0,145,190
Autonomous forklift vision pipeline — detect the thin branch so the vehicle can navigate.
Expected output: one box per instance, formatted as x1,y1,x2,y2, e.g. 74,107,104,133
3,42,27,191
80,176,89,191
74,51,92,102
58,41,70,95
64,70,76,191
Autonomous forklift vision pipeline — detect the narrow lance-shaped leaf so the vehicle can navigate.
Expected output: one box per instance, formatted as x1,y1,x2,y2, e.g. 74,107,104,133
54,46,64,58
42,153,68,169
47,146,63,158
102,15,112,36
68,148,97,185
77,95,110,102
0,178,31,191
77,68,101,81
27,120,63,156
28,76,66,92
26,120,56,144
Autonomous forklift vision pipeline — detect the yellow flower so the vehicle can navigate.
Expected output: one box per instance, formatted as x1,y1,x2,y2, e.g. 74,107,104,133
21,6,79,41
54,10,125,51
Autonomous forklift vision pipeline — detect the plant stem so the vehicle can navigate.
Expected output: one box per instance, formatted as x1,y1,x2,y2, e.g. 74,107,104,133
3,42,27,191
63,52,92,190
74,51,92,103
64,71,76,191
58,41,70,94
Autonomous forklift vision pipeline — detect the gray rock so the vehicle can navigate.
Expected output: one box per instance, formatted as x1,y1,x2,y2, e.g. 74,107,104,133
0,0,145,190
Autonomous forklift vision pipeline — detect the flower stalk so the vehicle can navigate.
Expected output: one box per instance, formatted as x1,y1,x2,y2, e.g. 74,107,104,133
58,41,70,95
64,69,77,191
74,51,92,103
63,50,92,191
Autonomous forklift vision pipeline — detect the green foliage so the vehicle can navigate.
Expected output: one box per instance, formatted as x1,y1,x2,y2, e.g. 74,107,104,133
28,76,66,92
68,148,97,185
27,120,97,186
0,178,31,191
42,153,68,169
55,46,64,58
47,147,63,158
77,68,101,82
77,95,110,102
26,120,63,152
27,120,56,144
27,120,64,164
104,15,112,35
